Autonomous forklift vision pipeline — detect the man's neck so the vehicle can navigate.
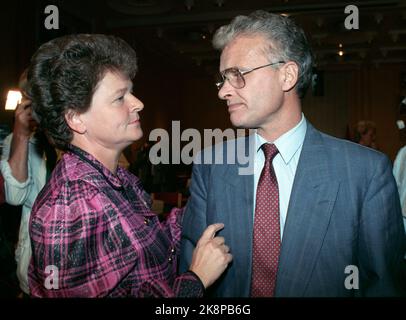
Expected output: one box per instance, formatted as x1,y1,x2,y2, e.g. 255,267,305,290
257,102,302,142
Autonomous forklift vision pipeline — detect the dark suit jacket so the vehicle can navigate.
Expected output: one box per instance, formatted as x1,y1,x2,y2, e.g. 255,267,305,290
180,123,406,297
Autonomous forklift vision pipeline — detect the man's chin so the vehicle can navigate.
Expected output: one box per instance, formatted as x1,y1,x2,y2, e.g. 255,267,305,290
229,115,251,129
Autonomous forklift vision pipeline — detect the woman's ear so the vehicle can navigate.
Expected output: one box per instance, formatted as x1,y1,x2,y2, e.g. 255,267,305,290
280,61,299,92
65,109,86,134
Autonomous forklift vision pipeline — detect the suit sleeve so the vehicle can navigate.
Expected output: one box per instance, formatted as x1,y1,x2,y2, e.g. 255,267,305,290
358,155,406,296
179,159,209,274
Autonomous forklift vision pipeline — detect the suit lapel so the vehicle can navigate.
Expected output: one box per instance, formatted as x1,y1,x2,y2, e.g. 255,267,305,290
221,135,255,296
275,124,339,296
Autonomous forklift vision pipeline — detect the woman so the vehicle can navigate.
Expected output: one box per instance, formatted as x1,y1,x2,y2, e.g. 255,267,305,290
27,34,232,297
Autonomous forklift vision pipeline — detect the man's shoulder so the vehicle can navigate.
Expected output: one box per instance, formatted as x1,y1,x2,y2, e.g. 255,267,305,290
194,135,251,165
312,128,389,164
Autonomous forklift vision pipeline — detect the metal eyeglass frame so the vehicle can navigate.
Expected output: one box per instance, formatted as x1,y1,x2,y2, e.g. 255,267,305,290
215,61,286,90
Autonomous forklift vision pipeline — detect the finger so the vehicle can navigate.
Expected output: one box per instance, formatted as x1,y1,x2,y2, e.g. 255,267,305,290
19,99,32,110
197,223,225,244
225,253,233,264
211,236,225,246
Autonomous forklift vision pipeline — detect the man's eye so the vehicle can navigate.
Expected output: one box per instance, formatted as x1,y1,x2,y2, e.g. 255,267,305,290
227,69,240,78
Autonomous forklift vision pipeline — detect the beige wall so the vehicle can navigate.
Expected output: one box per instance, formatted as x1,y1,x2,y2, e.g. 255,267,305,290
303,70,349,139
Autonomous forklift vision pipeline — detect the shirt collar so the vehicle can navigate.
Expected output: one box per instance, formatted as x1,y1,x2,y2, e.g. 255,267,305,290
67,144,126,190
255,113,307,165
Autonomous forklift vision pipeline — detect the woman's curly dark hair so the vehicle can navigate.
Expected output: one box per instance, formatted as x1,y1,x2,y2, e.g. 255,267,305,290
27,34,138,150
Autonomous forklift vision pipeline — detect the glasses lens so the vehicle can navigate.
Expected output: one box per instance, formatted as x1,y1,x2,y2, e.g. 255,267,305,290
226,68,244,89
215,73,224,90
215,68,246,90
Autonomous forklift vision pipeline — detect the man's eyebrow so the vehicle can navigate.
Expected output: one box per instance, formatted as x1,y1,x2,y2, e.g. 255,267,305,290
220,66,239,73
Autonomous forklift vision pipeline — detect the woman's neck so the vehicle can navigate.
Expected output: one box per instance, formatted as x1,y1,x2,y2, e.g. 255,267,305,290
71,139,120,174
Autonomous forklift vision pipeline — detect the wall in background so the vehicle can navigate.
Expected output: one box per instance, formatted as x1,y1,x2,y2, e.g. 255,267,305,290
1,2,405,162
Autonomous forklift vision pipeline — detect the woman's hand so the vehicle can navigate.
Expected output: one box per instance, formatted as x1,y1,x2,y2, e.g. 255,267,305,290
189,223,232,288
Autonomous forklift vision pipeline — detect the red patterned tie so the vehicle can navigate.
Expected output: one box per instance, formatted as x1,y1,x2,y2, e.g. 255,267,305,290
251,143,280,297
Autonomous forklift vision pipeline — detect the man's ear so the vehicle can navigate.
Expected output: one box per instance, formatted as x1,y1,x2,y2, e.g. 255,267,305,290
65,109,86,134
280,61,299,92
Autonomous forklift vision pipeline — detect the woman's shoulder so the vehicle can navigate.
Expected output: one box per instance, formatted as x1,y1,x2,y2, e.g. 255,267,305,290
33,154,101,209
31,169,105,230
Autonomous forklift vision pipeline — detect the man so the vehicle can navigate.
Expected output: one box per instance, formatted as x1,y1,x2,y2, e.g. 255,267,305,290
180,11,405,297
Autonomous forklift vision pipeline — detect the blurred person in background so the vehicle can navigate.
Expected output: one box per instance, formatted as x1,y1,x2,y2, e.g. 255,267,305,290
0,69,57,297
353,120,378,150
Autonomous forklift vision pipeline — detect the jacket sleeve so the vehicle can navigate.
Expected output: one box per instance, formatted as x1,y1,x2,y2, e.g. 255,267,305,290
179,158,209,275
137,207,205,297
358,154,406,296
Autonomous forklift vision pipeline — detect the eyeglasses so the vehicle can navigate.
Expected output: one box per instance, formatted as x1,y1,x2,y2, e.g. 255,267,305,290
215,61,285,90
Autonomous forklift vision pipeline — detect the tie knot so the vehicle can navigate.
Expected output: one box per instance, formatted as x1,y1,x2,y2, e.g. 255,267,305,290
261,143,279,162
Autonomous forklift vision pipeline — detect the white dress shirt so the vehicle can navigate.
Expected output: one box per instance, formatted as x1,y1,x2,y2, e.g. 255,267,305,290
253,114,307,240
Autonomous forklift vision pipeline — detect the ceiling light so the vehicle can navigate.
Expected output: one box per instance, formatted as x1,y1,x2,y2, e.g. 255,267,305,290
5,90,22,111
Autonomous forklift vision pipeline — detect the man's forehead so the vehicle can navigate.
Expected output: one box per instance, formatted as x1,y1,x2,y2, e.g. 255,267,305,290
220,35,269,68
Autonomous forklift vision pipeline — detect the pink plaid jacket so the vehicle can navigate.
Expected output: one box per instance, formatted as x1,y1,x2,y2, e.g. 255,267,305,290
29,145,203,297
